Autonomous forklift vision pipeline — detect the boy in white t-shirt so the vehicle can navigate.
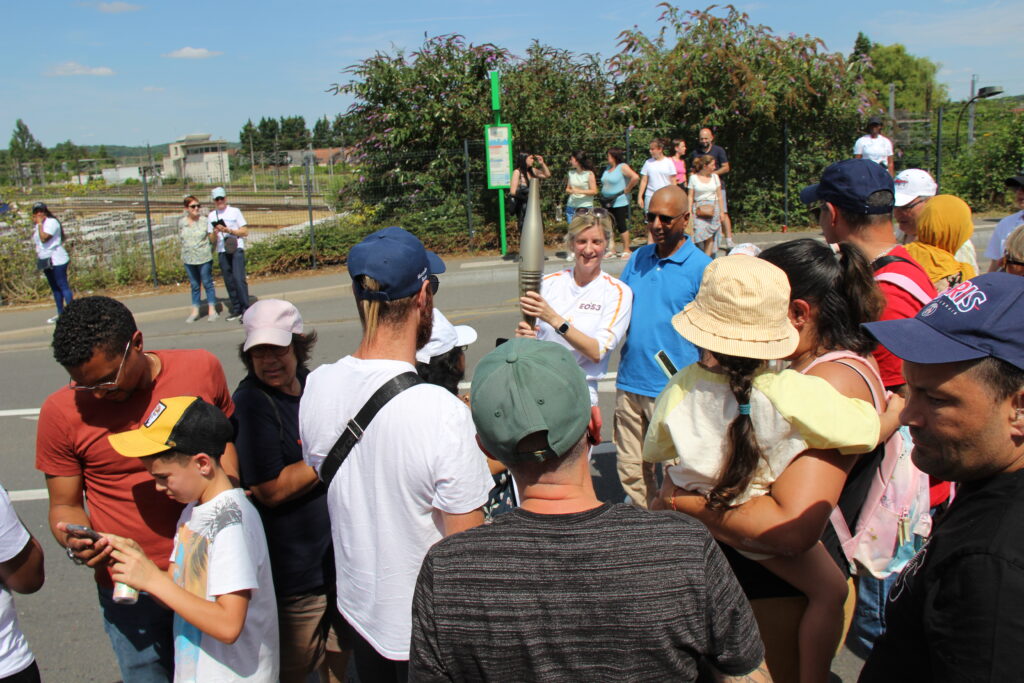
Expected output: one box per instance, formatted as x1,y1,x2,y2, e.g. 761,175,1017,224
637,138,677,210
98,396,279,683
0,483,44,683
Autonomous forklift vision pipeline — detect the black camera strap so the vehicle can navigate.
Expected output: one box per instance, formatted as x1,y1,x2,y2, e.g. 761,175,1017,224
318,371,423,486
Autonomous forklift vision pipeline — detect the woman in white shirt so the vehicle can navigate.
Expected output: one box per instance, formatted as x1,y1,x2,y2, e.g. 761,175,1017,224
687,155,725,256
30,202,72,324
516,208,633,434
564,150,597,224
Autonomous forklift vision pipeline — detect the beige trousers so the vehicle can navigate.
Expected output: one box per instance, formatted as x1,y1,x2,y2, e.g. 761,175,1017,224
613,389,658,508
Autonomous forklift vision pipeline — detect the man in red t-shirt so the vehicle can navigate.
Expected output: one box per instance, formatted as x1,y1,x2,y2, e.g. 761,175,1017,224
801,159,945,655
35,296,236,681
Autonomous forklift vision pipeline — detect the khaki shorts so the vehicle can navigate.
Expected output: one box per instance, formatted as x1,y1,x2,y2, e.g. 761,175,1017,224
278,591,350,682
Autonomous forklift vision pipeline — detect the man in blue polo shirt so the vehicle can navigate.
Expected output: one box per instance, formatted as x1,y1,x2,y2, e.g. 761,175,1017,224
615,185,711,507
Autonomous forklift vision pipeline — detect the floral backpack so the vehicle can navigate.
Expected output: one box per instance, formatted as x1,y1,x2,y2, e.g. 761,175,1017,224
804,351,933,578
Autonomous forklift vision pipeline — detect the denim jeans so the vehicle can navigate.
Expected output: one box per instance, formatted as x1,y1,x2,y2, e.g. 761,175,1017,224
43,262,73,314
218,249,249,315
98,585,174,682
184,261,217,308
846,571,898,659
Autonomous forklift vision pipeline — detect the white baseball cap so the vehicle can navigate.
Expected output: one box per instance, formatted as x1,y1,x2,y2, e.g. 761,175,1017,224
416,309,478,363
211,186,227,199
242,299,303,351
894,169,937,207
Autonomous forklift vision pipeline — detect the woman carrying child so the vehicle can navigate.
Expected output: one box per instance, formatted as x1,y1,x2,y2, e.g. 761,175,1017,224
645,254,896,683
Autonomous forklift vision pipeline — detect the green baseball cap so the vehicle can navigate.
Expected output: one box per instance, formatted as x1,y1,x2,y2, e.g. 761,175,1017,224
470,339,590,465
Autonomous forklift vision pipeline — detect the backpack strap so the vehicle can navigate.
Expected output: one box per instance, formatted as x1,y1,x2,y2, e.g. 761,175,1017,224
875,272,934,306
318,371,423,486
870,254,914,271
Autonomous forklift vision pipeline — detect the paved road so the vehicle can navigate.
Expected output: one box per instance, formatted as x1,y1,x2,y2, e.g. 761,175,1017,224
0,223,999,681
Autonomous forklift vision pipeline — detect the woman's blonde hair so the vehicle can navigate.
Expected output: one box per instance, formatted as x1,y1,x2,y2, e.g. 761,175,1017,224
692,154,715,173
1005,225,1024,264
564,212,613,250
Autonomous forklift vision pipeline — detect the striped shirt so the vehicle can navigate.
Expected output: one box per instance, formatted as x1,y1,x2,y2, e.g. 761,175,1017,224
410,503,764,681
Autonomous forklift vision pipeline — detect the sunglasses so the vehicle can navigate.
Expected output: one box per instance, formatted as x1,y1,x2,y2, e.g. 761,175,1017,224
645,211,685,225
809,204,825,222
249,344,291,359
573,207,611,219
897,198,927,212
68,340,131,393
187,204,201,209
1004,257,1024,269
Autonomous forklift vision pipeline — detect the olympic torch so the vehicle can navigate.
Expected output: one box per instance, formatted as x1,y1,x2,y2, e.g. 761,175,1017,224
518,177,544,329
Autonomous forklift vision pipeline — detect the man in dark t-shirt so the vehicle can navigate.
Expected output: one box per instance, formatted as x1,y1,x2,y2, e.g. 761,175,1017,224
859,273,1024,681
409,339,767,682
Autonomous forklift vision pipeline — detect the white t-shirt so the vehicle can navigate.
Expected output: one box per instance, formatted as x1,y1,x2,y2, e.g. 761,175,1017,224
984,210,1024,260
853,135,894,165
0,485,34,679
535,269,633,405
688,173,721,205
32,217,70,266
640,157,677,208
300,357,493,659
207,205,248,253
170,488,278,683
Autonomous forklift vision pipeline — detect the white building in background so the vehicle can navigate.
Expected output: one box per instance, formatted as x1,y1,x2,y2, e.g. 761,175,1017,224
100,166,144,184
162,134,230,183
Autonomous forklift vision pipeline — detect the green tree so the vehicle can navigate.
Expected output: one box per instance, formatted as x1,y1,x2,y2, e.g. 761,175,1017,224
331,114,346,147
853,36,947,113
610,4,870,223
9,119,45,162
256,117,281,154
278,116,309,149
851,32,871,61
312,116,332,147
51,139,86,162
239,119,257,152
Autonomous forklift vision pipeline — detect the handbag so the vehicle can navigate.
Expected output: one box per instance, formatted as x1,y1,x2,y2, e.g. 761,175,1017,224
35,257,53,271
318,372,423,486
695,203,715,219
598,193,620,210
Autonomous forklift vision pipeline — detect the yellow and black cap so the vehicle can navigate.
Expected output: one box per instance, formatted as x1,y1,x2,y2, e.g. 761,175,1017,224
108,396,232,458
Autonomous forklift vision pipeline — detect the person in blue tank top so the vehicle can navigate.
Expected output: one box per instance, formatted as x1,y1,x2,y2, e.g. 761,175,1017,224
599,148,639,258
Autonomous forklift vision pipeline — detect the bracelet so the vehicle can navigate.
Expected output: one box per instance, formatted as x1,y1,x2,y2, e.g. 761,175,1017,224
670,486,683,513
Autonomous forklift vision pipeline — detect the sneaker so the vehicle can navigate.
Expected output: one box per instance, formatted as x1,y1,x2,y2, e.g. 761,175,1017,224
207,312,219,323
46,315,59,324
185,312,200,323
225,313,242,322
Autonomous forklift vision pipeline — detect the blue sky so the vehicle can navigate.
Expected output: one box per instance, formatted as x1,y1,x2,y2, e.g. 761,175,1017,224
4,0,1023,147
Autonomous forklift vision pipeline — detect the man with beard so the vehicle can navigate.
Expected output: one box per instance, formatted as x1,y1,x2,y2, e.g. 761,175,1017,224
859,272,1024,680
299,227,492,682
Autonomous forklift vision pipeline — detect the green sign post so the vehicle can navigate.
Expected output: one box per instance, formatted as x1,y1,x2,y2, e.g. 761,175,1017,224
485,70,511,255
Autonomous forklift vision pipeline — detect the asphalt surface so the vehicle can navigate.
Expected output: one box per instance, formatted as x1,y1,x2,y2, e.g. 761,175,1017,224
0,222,1000,681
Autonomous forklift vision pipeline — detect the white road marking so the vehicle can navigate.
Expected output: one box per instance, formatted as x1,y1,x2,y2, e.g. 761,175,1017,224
0,409,40,417
9,489,48,502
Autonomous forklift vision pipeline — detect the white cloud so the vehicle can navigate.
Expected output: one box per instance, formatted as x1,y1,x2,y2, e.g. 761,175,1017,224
98,1,140,12
47,61,114,76
875,4,1024,49
163,46,222,59
143,85,164,92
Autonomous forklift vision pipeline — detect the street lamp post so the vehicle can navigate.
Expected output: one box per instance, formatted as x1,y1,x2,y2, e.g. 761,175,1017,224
955,85,1003,153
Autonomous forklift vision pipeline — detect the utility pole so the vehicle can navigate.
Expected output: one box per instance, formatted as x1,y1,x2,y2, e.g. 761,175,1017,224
967,74,978,146
888,83,896,123
249,133,257,192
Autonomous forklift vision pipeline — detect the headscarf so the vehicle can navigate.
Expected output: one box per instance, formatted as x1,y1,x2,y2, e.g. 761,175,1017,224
905,195,977,283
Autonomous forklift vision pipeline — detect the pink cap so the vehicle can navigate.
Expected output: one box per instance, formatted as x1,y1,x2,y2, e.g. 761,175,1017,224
242,300,303,351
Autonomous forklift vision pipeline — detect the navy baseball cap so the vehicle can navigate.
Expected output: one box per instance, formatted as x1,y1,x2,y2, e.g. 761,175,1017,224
863,273,1024,371
347,226,445,301
800,158,895,215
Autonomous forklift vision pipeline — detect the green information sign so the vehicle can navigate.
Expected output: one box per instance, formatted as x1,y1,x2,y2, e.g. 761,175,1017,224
485,124,512,190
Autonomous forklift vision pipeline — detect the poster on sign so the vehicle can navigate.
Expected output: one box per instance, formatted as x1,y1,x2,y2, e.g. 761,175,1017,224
485,124,512,189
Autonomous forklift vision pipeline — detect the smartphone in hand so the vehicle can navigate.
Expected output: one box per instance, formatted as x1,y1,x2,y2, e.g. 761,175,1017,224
64,524,102,542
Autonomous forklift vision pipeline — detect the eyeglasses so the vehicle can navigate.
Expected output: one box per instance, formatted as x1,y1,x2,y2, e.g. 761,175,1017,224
187,204,201,209
249,345,292,359
809,204,827,222
69,340,131,392
573,207,611,219
1004,256,1024,269
645,211,685,225
428,274,439,295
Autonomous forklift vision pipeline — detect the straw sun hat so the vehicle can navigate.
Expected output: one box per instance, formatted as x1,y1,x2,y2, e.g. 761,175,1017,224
672,255,799,360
